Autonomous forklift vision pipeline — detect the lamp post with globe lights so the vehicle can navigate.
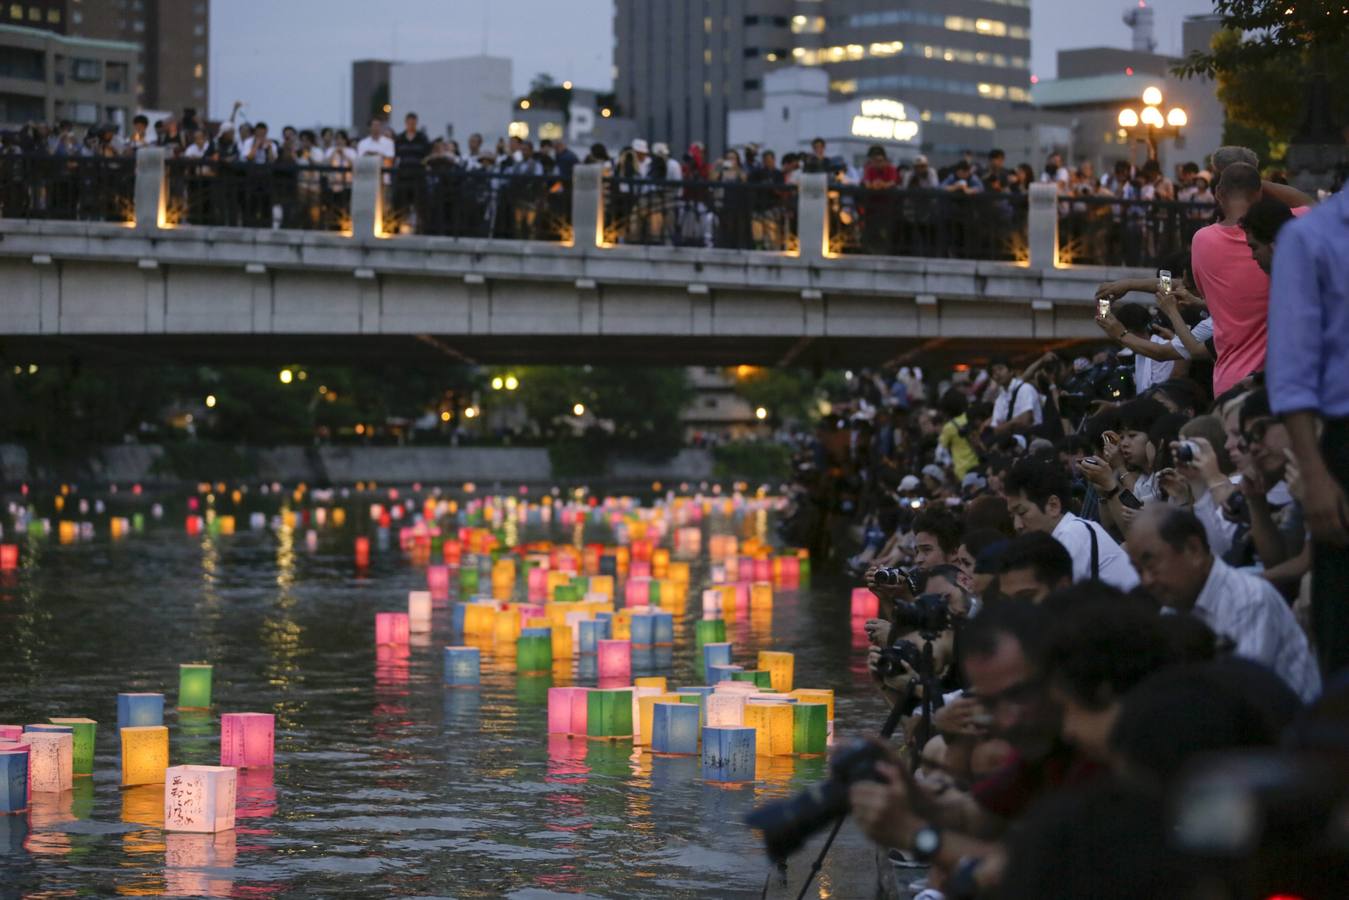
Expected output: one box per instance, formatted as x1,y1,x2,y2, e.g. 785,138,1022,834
1117,85,1187,163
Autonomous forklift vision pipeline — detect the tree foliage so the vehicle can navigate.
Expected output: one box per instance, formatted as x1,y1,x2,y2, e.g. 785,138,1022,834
1174,2,1349,147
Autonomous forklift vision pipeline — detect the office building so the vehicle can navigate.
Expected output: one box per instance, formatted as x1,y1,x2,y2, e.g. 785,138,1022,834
0,22,137,129
614,0,1030,160
1030,15,1224,175
511,85,638,153
4,0,209,116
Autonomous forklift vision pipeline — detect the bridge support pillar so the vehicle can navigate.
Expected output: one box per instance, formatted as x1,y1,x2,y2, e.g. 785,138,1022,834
134,148,167,232
571,164,604,249
797,173,829,263
1028,182,1059,270
352,156,385,239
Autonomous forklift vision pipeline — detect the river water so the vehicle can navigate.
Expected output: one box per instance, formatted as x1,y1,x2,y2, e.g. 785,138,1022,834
0,491,880,898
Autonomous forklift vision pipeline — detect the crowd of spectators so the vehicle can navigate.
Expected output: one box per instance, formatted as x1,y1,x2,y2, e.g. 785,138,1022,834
2,107,1239,261
772,139,1346,898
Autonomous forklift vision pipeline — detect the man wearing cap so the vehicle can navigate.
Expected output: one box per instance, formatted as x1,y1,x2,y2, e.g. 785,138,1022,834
630,138,652,176
651,142,681,181
906,155,938,189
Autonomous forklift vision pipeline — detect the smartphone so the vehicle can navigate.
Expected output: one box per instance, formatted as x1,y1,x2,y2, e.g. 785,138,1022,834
1097,297,1111,317
1118,490,1144,510
1159,269,1173,294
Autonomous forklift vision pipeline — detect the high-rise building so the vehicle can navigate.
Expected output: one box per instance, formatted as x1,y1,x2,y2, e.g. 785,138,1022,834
351,59,392,129
614,0,1031,160
5,0,210,116
0,22,137,129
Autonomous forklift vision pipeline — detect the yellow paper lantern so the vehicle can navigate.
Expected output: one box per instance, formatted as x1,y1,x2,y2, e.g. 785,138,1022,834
744,702,794,756
757,651,795,692
121,725,169,786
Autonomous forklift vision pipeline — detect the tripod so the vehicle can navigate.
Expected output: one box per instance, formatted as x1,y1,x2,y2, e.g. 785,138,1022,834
788,635,939,900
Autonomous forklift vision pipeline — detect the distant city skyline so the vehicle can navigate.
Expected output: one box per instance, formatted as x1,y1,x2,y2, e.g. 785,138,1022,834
209,0,1217,127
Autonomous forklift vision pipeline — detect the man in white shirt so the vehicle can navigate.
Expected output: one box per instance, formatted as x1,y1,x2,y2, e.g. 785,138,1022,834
652,142,682,181
1128,506,1320,701
988,355,1042,436
356,117,395,162
183,130,211,159
1005,457,1140,591
238,121,276,163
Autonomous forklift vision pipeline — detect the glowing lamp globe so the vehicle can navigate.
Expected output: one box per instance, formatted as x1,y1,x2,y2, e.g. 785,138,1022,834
1117,108,1139,128
1140,106,1164,128
1141,85,1163,106
1166,107,1187,127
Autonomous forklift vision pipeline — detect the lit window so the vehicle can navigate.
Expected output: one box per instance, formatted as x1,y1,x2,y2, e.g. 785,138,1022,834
703,81,711,97
8,3,21,19
704,49,712,64
28,5,40,21
193,63,203,78
703,16,711,32
846,43,864,60
46,7,59,22
829,79,857,94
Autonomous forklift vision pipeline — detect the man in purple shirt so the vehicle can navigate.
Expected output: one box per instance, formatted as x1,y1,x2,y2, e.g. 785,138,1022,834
1267,186,1349,675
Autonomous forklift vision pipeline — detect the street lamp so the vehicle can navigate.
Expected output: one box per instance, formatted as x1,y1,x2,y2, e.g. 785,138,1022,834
572,403,586,417
755,407,768,421
504,375,519,391
1117,86,1187,161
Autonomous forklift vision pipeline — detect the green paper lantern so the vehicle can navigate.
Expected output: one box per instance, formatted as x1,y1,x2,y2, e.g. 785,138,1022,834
132,513,145,532
586,688,634,737
517,635,553,673
695,619,727,651
178,664,213,709
793,703,828,755
48,717,97,775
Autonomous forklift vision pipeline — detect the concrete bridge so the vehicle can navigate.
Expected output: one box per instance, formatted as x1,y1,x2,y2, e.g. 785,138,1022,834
0,151,1146,368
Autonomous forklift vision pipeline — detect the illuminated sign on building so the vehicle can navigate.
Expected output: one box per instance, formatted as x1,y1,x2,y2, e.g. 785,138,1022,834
850,98,920,143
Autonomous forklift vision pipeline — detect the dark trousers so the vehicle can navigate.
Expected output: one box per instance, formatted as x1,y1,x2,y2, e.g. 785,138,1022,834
1312,418,1349,677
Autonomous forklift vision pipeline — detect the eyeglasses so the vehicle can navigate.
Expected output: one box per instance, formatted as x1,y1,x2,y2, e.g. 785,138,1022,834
1240,416,1278,448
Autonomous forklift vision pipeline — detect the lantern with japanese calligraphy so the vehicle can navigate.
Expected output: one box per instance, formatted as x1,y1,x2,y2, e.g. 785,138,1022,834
20,731,72,793
120,725,168,786
47,718,96,776
701,726,755,783
164,765,237,833
757,651,795,692
220,713,274,769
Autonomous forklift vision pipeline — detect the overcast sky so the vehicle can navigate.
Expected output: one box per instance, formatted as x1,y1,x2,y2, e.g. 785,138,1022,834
209,0,1217,126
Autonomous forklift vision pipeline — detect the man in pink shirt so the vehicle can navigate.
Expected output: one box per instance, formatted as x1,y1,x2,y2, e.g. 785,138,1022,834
1191,161,1312,396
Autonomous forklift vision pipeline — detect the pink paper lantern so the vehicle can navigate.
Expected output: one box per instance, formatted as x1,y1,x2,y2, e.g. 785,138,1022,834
220,713,274,769
547,687,590,735
777,556,800,589
0,725,21,741
753,557,771,581
597,639,632,681
626,578,651,607
629,560,652,580
850,587,879,619
527,567,548,601
427,565,451,598
375,612,410,646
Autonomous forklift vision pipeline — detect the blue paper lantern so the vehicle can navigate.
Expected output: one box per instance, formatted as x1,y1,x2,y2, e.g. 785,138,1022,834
703,642,733,682
651,702,700,755
443,646,481,687
702,726,756,782
0,750,27,813
578,619,605,654
116,693,164,730
708,664,744,683
451,602,468,634
630,614,656,646
651,612,674,645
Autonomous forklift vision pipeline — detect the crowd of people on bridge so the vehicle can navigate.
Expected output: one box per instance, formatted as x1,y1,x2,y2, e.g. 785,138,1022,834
1,106,1253,262
773,138,1346,898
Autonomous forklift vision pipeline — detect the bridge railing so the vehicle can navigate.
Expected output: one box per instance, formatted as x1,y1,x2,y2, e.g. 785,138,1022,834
0,155,135,224
5,150,1196,272
164,159,352,231
383,166,572,241
828,186,1028,261
1055,195,1217,267
602,177,798,251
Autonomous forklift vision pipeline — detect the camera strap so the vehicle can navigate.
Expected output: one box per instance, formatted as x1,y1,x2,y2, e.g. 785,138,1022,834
1081,520,1100,580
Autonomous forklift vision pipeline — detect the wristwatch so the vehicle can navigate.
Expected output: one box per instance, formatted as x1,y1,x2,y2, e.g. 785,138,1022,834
1100,483,1121,500
911,825,942,863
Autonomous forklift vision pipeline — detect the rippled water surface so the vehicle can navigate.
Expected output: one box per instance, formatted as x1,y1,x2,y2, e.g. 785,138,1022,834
0,496,876,898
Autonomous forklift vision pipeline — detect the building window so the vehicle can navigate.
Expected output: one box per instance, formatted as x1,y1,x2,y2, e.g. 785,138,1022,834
193,63,203,78
106,62,128,92
72,10,81,24
133,18,144,31
27,5,40,21
193,86,204,99
743,78,761,91
743,14,758,25
703,49,711,65
703,81,711,97
193,23,204,36
70,101,98,123
7,4,21,20
46,7,59,22
743,47,758,58
72,58,102,82
193,44,205,57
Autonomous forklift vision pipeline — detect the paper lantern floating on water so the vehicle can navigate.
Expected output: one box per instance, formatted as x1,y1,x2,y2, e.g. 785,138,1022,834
793,703,829,756
651,612,674,645
702,726,756,783
757,651,795,693
164,765,237,833
517,629,553,673
547,687,590,736
703,642,733,682
442,646,481,687
707,691,747,727
0,747,27,812
408,591,433,633
117,693,165,730
651,702,700,755
0,544,17,571
47,718,96,776
354,537,371,568
731,669,773,689
0,725,22,741
744,701,795,756
577,619,609,654
375,612,410,646
701,589,722,618
178,664,213,710
220,713,275,769
121,726,169,786
750,582,774,610
635,692,680,745
586,689,633,738
597,639,632,681
694,618,726,651
20,731,72,793
635,676,668,691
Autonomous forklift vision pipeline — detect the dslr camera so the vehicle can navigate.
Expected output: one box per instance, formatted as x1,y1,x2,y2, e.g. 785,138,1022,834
874,638,923,680
891,592,954,639
871,566,923,595
745,740,891,861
